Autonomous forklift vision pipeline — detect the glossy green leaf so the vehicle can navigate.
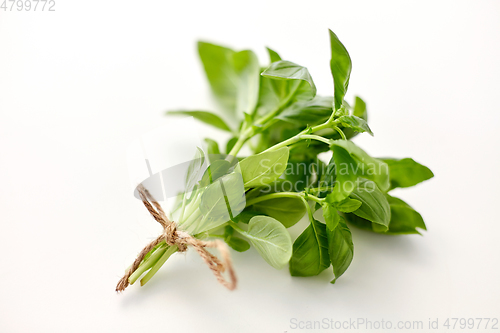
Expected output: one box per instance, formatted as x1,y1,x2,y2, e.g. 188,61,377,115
327,145,359,202
381,158,434,190
327,216,354,283
226,236,251,252
204,138,221,162
329,30,352,110
167,110,232,132
343,212,373,231
337,115,373,136
343,96,368,140
223,226,251,252
289,219,330,276
385,195,427,234
322,203,340,231
233,210,265,224
198,42,260,114
318,156,337,197
233,50,261,115
344,194,427,235
353,96,367,120
198,42,237,111
198,172,246,232
276,96,333,125
335,197,362,213
235,216,292,269
252,197,306,228
261,60,317,99
185,148,205,192
266,47,282,63
199,159,231,187
330,140,390,192
281,156,324,192
349,179,391,231
239,147,289,188
225,137,238,155
255,60,315,118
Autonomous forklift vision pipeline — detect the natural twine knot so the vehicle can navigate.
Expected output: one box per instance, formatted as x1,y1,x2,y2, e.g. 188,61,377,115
116,184,237,292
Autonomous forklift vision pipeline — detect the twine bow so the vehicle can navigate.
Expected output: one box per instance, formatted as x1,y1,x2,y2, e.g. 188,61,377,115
116,184,237,292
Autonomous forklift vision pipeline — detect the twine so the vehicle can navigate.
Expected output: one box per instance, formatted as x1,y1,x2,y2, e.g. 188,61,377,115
116,184,237,292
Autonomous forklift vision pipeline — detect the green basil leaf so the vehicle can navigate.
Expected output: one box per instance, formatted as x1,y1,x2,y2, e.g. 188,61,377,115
199,159,231,187
318,156,337,197
281,156,324,192
236,216,292,269
327,216,354,283
185,148,205,192
335,197,362,213
199,172,246,227
225,137,238,155
167,110,232,132
337,115,373,136
329,29,352,110
266,47,282,63
198,42,237,111
353,96,367,120
252,197,306,228
322,204,340,231
276,96,333,125
343,212,373,231
239,147,289,188
381,158,434,190
344,195,427,235
223,226,251,252
330,140,390,192
384,195,427,234
233,50,261,115
343,96,368,140
349,179,391,231
255,60,315,118
233,210,265,224
261,60,317,100
289,219,330,276
223,226,250,251
204,138,221,161
327,145,359,202
198,42,260,115
226,236,251,252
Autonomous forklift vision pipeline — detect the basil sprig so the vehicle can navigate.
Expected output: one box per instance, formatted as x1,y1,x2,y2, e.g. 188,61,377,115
131,29,434,287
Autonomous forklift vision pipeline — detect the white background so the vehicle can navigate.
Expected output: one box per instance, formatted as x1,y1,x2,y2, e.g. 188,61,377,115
1,1,499,332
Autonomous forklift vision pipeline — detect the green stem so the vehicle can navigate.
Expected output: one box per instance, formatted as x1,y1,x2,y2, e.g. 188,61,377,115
178,193,188,222
300,134,332,145
245,191,324,207
129,243,167,285
227,134,248,157
262,134,332,153
207,234,225,239
179,207,201,231
307,187,333,193
193,223,228,239
300,196,315,222
255,81,302,127
227,220,246,236
227,81,304,157
140,245,178,286
333,126,346,140
178,191,201,225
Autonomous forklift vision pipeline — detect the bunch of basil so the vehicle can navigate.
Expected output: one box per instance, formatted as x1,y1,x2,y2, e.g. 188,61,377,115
132,30,433,287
